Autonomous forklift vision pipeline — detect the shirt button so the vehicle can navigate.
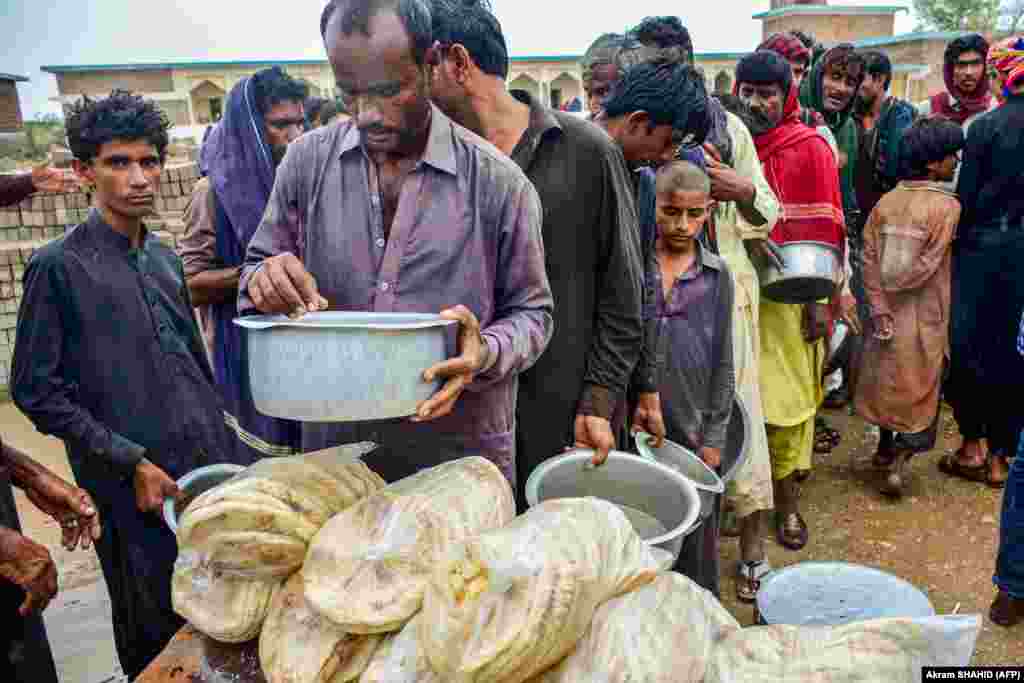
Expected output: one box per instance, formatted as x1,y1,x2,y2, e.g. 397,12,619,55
375,238,385,248
380,282,390,292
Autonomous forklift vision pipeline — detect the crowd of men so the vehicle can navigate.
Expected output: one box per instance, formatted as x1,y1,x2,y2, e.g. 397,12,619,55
1,0,1023,677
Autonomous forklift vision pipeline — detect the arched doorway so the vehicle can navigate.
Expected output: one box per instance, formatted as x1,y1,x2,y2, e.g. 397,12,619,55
550,72,582,111
714,71,733,96
190,80,226,124
507,73,540,101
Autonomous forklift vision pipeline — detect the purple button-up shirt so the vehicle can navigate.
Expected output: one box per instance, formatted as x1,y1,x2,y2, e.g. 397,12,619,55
239,105,553,484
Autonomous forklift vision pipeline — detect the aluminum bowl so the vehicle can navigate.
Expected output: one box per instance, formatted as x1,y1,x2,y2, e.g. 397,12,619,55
163,463,246,534
235,312,457,422
524,449,702,565
752,241,843,304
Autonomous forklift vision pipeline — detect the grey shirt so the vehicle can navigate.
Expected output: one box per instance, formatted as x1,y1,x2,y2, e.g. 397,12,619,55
654,242,735,450
239,105,553,484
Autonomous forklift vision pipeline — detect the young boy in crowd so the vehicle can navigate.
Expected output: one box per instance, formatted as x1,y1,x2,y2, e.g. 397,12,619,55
650,160,735,596
855,116,965,497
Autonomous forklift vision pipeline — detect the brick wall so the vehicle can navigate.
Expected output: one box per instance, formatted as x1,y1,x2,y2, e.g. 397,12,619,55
0,81,24,133
56,69,176,96
763,14,896,44
0,161,200,397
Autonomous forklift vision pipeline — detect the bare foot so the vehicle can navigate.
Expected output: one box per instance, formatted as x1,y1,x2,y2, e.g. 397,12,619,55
959,438,988,468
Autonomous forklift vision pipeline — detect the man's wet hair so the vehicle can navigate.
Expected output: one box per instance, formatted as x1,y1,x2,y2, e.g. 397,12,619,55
429,0,509,79
630,16,693,62
602,60,711,147
65,89,171,165
320,0,433,65
251,67,309,118
656,160,710,196
862,50,893,90
898,116,965,180
945,33,990,66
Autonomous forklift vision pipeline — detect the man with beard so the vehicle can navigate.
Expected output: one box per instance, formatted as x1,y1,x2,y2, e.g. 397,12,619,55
240,0,553,486
12,91,234,679
622,15,781,603
918,34,993,134
941,37,1024,491
181,67,307,463
425,0,654,497
735,50,845,553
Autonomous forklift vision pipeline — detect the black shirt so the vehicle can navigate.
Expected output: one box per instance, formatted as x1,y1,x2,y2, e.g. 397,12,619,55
11,209,232,495
957,92,1024,236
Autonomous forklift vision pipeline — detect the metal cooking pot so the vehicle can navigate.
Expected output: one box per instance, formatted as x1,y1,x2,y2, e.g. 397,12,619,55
235,312,456,422
634,396,750,522
163,463,246,534
524,449,702,565
752,240,843,304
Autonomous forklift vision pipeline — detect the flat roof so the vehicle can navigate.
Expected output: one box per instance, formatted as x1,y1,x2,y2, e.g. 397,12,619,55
0,73,29,82
851,30,971,49
754,4,907,20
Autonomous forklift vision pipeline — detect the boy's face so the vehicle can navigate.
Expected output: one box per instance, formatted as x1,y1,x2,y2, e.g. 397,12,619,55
74,139,162,219
928,152,959,182
822,61,862,113
656,189,711,252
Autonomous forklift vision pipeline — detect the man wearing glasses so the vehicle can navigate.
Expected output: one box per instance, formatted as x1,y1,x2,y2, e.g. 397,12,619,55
180,66,308,463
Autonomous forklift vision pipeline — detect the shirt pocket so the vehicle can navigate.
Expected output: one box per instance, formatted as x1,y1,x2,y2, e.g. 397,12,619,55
880,224,928,292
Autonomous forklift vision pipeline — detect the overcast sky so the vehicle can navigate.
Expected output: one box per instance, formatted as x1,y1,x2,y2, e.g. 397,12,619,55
4,1,917,119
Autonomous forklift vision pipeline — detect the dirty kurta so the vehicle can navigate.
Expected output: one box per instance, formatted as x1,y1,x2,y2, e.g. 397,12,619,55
713,111,780,518
855,182,959,434
239,106,553,486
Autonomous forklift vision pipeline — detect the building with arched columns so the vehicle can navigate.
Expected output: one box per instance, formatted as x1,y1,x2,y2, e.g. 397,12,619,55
41,2,971,131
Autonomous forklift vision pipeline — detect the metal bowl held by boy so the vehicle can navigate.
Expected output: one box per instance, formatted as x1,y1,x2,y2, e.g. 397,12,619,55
752,241,843,304
234,312,456,423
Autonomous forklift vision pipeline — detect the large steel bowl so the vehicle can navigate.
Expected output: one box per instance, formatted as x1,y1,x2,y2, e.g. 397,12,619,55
634,396,750,522
524,449,702,565
235,312,456,422
752,241,843,304
163,463,246,534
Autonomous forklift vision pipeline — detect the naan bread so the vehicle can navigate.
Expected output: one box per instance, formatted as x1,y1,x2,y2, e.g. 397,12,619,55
260,572,381,683
420,497,660,683
705,616,982,683
304,457,514,634
532,573,740,683
202,530,308,578
358,615,439,683
171,560,277,643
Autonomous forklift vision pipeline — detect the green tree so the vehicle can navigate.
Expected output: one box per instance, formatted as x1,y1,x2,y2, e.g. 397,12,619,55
1003,0,1024,32
913,0,1001,31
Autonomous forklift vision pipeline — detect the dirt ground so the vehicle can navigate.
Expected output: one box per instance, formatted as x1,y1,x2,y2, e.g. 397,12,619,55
4,400,1022,681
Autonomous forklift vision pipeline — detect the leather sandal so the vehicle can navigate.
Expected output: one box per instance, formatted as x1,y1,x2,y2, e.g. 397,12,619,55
777,511,809,550
736,559,772,603
990,591,1024,627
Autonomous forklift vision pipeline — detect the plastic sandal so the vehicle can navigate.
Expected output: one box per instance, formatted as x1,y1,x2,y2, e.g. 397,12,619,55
736,559,772,603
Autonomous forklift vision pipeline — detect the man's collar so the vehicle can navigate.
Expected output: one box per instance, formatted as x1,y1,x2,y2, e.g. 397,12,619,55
86,207,150,252
695,239,723,272
338,103,458,176
509,90,563,166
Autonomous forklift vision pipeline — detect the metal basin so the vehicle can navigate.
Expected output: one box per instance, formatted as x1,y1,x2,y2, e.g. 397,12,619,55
163,463,246,534
752,241,842,304
235,312,456,422
524,450,702,564
756,561,935,626
634,396,750,522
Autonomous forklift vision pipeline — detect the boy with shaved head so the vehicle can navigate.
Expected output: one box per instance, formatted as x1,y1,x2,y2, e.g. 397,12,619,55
650,160,735,596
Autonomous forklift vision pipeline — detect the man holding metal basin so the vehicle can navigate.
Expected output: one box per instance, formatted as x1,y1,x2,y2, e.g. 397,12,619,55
239,0,553,486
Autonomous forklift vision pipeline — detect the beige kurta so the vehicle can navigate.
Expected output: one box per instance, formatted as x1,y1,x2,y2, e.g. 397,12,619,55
855,182,960,434
717,111,781,518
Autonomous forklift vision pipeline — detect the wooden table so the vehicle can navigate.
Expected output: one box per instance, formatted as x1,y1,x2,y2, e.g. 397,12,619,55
136,626,266,683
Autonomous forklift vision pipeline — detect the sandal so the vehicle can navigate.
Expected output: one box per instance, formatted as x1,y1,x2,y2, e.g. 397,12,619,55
776,511,809,550
938,453,1005,489
736,559,772,603
814,420,842,454
990,591,1024,627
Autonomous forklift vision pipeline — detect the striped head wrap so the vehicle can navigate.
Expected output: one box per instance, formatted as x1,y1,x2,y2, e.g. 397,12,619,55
758,33,812,67
989,36,1024,94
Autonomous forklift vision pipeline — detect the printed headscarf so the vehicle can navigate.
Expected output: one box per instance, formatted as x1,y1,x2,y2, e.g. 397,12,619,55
989,36,1024,97
758,33,812,68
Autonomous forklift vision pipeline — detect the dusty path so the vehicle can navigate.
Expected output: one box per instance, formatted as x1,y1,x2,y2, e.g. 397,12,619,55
3,401,1021,680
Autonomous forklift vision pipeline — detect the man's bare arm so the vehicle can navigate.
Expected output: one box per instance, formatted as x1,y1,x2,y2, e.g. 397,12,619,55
186,267,242,307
